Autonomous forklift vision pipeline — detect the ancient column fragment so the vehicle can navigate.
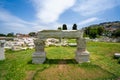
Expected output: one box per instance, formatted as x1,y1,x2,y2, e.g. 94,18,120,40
32,39,46,64
75,38,90,63
0,40,5,60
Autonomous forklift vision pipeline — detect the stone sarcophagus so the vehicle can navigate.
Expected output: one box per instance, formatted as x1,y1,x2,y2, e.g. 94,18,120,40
32,30,90,64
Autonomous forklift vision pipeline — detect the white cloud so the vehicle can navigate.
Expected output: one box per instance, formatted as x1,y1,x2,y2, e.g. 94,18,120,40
0,8,63,33
73,0,120,16
32,0,76,23
0,8,36,33
78,17,98,25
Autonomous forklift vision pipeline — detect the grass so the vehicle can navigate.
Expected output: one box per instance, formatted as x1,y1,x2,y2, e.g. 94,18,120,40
0,42,120,80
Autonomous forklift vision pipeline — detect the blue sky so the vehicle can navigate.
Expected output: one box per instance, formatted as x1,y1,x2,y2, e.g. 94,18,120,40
0,0,120,34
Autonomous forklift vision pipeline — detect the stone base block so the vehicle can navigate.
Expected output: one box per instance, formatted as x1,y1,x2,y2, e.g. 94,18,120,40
0,48,5,60
75,51,90,63
0,55,5,60
32,52,46,64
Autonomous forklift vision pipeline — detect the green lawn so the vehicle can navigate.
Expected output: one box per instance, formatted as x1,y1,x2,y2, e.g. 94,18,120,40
0,42,120,80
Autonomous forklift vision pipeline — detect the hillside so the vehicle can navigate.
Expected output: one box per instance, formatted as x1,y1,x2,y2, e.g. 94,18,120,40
89,21,120,31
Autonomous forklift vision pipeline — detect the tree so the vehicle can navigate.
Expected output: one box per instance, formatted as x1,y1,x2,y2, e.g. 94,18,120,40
0,33,6,37
62,24,67,30
29,32,36,37
84,27,91,37
97,26,104,36
89,29,98,39
72,24,77,30
57,27,62,30
7,32,14,37
112,29,120,37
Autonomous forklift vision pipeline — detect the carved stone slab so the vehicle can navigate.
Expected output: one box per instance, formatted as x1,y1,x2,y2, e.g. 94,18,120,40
37,30,83,39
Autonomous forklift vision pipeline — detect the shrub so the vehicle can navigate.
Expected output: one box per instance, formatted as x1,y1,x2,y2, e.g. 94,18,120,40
118,58,120,64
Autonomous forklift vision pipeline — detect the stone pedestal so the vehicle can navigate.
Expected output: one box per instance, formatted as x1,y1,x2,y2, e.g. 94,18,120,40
75,50,89,63
32,39,46,64
0,40,5,60
75,38,90,63
32,52,46,64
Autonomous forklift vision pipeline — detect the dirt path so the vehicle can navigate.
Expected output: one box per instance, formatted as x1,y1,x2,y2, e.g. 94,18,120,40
25,71,35,80
58,60,67,70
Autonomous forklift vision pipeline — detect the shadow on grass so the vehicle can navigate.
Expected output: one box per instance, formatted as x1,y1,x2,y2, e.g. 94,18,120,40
44,58,78,64
27,58,78,64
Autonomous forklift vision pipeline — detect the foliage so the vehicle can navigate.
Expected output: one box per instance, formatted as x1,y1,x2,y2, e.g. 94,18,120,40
118,58,120,64
28,32,36,37
62,24,67,30
89,28,98,39
57,27,62,30
7,32,14,37
84,26,105,39
112,29,120,37
97,26,105,35
0,33,6,37
72,24,77,30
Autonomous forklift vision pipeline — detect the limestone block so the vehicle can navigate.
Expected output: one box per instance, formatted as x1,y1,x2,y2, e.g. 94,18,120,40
38,30,83,39
0,47,5,60
32,52,46,64
0,40,5,60
77,38,86,50
34,39,45,52
75,50,90,63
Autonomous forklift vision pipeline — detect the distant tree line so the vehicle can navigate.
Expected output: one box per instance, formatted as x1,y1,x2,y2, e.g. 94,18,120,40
0,32,37,37
28,32,37,37
84,26,105,39
58,23,77,30
84,26,120,39
112,29,120,37
0,32,14,37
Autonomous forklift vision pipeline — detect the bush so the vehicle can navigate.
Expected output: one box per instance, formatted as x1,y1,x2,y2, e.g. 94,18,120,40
118,58,120,64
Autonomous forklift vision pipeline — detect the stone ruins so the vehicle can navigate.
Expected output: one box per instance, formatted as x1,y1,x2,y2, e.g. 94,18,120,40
0,40,5,60
32,30,90,64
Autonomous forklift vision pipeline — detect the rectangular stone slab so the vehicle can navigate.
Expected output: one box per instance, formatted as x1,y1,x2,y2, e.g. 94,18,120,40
37,30,83,39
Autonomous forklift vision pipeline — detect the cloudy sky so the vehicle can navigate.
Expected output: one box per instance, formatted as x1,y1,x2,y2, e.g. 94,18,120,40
0,0,120,34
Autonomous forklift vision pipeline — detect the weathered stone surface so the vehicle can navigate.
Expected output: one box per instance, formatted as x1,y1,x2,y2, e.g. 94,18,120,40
0,40,5,60
32,39,46,64
32,30,90,64
38,30,83,39
75,50,90,63
34,39,45,52
114,53,120,59
32,52,46,64
77,38,86,52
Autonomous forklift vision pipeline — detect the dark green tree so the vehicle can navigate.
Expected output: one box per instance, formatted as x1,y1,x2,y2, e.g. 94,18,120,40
7,32,14,37
29,32,36,37
0,33,6,37
89,29,98,39
97,26,104,35
84,27,91,37
72,24,77,30
112,29,120,37
57,27,62,30
62,24,67,30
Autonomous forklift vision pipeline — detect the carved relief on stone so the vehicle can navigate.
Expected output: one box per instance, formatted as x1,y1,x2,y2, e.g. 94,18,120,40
34,39,45,52
77,38,86,52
